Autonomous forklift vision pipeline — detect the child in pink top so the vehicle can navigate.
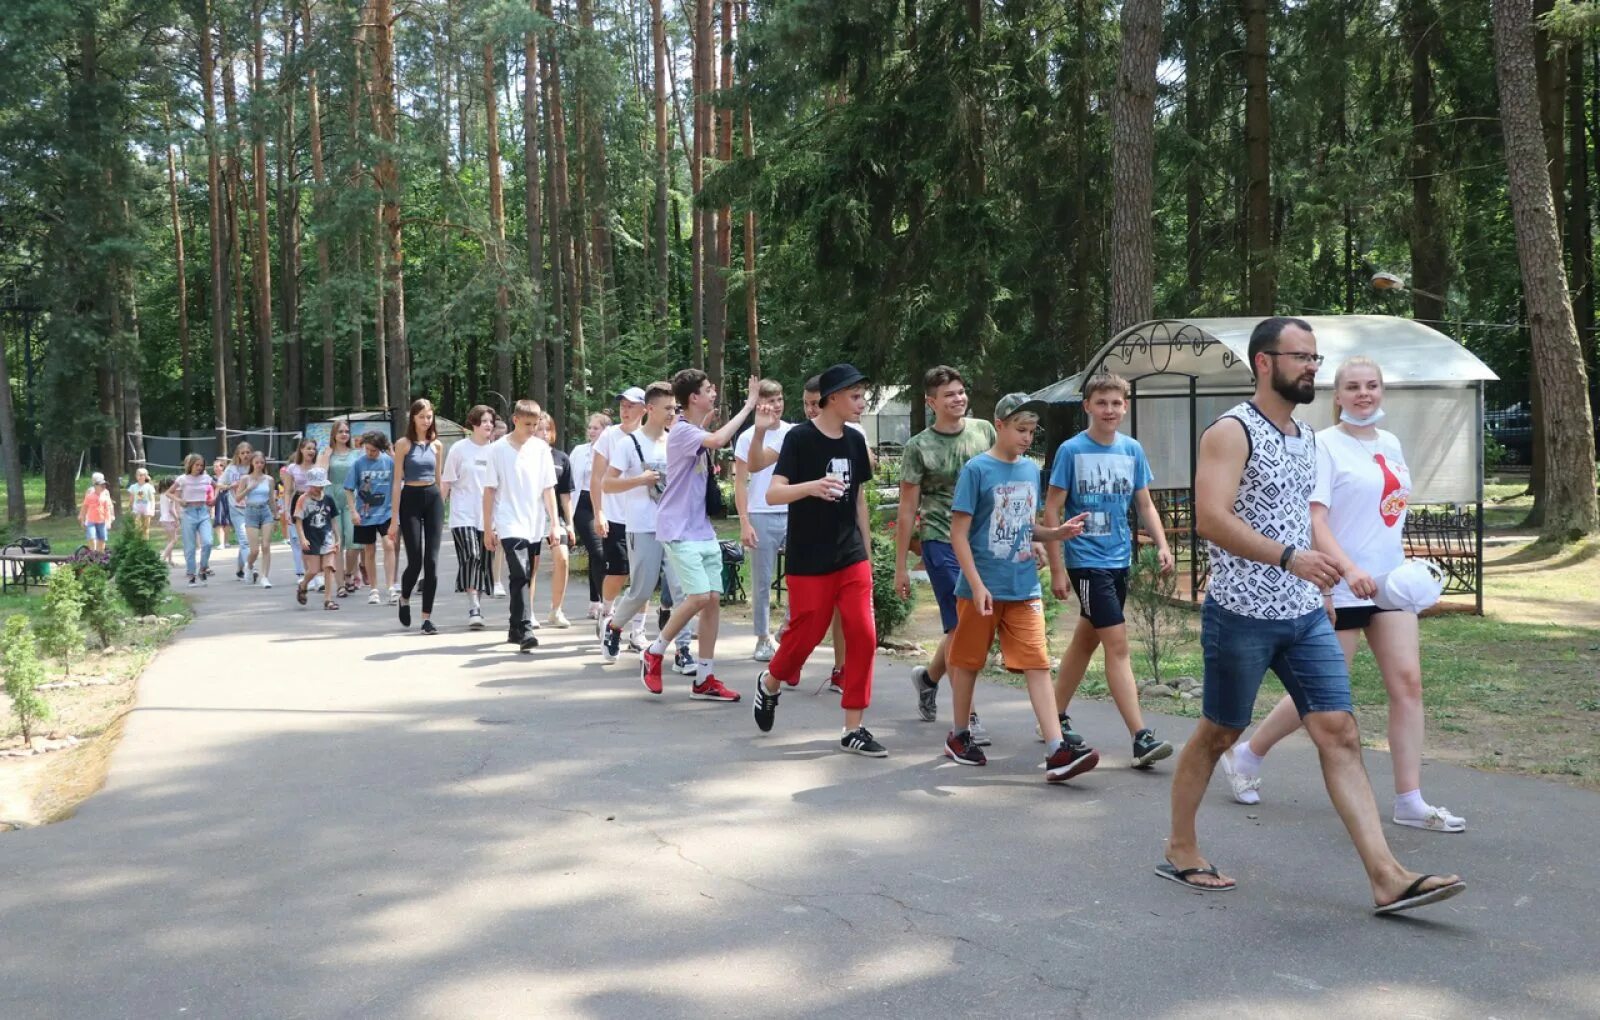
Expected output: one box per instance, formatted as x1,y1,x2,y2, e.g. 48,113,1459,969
79,472,115,551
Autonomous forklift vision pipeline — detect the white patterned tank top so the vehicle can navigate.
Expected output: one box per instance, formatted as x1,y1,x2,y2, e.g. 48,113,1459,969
1205,401,1322,620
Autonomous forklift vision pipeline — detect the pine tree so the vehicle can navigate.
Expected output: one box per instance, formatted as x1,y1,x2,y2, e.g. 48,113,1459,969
37,568,86,678
1,617,52,748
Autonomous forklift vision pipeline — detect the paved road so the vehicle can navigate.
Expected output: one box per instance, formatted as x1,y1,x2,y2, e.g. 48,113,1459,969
1,547,1596,1019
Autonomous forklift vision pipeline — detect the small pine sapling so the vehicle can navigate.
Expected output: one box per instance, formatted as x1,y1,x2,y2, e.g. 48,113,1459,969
77,564,125,649
1126,544,1183,685
110,526,169,617
37,567,87,677
1,616,52,747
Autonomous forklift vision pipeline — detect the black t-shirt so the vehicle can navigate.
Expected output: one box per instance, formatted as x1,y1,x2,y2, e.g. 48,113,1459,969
773,420,874,576
551,449,574,498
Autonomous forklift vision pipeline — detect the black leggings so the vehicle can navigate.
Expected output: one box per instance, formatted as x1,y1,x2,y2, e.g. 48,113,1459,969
399,484,443,614
573,492,605,603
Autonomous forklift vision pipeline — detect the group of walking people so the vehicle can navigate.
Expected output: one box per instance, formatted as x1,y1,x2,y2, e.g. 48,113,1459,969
124,314,1467,916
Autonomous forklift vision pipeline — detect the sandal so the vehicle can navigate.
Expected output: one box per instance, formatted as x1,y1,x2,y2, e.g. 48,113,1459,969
296,584,308,606
1155,861,1236,892
323,600,341,611
1374,875,1466,916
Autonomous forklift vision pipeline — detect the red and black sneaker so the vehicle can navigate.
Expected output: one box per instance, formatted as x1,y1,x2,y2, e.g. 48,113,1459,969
826,667,844,694
1045,744,1100,783
640,648,664,694
690,674,741,702
944,730,986,766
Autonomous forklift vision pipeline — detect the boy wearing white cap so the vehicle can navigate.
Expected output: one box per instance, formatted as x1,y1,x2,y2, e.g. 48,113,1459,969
294,467,343,610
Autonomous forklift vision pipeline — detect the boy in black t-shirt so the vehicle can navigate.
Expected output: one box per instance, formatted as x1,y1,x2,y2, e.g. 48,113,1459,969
751,364,887,757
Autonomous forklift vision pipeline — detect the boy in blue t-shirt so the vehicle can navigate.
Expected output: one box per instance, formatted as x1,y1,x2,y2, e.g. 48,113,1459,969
943,394,1098,781
1044,373,1175,768
345,431,399,605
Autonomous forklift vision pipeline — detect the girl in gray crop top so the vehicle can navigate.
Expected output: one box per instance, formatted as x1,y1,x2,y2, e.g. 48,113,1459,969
403,441,437,484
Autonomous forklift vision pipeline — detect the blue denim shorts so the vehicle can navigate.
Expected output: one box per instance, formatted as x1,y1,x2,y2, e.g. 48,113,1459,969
1200,598,1353,730
239,504,275,529
920,539,961,633
84,522,107,542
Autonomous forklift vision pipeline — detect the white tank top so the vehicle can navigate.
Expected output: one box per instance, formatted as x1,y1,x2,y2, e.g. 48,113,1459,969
1205,402,1322,620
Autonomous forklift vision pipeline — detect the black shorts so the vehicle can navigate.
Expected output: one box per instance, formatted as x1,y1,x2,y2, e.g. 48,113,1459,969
602,522,630,577
1069,567,1128,629
1333,605,1395,631
352,521,389,547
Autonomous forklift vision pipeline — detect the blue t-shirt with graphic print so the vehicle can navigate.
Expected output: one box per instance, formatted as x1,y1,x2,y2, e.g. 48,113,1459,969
951,453,1044,601
1047,431,1153,569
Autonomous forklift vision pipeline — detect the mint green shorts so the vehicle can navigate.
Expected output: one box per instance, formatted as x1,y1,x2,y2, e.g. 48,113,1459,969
664,539,723,596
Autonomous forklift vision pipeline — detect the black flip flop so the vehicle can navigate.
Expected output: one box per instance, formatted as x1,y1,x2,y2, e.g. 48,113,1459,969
1155,861,1236,892
1374,875,1466,916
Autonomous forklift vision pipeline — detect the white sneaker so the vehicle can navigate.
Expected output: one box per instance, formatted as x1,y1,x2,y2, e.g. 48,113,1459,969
309,576,325,592
389,590,400,606
260,577,273,589
1394,803,1466,833
493,583,507,599
587,602,603,619
367,589,382,606
548,610,571,629
626,629,648,653
1219,747,1262,805
390,582,401,595
468,608,485,631
753,636,778,662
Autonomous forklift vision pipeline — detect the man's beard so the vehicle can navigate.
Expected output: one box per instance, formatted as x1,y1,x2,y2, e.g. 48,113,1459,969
1270,366,1316,405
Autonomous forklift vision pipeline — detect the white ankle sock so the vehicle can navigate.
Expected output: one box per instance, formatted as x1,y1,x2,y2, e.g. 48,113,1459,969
698,658,714,677
1394,789,1427,816
1232,743,1264,775
647,638,666,655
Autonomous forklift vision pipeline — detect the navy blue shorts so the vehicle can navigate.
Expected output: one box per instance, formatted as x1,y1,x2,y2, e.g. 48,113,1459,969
920,539,961,633
1069,567,1128,629
1200,599,1354,730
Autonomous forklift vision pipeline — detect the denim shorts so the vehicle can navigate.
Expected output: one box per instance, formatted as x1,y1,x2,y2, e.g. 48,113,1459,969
84,522,107,542
920,539,962,633
239,504,275,529
1200,598,1353,730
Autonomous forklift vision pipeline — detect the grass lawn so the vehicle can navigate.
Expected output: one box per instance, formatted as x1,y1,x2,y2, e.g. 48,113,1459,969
0,473,98,551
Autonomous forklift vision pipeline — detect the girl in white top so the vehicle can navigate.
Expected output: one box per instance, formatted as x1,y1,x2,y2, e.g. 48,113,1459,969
157,477,180,564
281,438,319,584
128,467,157,540
442,404,496,629
1222,356,1465,832
569,412,612,619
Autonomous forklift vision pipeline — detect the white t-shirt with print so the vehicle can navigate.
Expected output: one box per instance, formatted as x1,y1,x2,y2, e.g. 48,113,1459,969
442,438,494,530
1311,427,1411,609
734,420,793,515
569,442,596,499
608,428,669,533
483,435,557,541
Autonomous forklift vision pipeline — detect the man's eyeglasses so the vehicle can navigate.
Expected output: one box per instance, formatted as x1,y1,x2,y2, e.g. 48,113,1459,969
1261,351,1325,366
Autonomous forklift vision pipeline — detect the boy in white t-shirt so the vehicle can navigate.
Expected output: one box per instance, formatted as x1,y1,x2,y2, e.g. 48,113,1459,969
735,378,794,661
481,399,560,652
441,404,497,630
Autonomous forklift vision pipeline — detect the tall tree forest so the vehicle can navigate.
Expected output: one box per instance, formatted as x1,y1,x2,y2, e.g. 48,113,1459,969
1,0,1597,537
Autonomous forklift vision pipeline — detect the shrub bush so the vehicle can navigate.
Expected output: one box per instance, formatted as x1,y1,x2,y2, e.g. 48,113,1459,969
77,564,125,649
37,567,86,676
1,616,51,746
1126,545,1186,683
870,534,914,640
109,525,169,616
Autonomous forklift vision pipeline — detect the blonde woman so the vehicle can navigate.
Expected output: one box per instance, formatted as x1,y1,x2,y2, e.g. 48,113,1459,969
281,437,319,586
222,442,254,579
232,451,276,588
175,453,215,585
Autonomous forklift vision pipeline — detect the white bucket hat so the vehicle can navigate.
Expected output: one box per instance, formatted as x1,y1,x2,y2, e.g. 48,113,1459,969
304,467,330,488
1371,559,1446,614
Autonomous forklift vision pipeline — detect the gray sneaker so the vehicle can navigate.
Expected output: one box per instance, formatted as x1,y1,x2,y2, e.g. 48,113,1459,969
753,636,778,662
912,666,938,722
1132,728,1174,768
968,712,992,747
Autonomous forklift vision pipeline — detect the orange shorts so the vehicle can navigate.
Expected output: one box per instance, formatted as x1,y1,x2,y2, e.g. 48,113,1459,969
948,597,1051,672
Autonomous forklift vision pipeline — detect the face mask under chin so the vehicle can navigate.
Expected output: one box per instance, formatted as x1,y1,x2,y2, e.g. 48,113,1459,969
1339,407,1386,427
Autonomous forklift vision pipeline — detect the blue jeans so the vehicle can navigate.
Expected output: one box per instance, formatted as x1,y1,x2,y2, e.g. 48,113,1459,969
1200,598,1353,730
181,506,214,577
749,513,787,637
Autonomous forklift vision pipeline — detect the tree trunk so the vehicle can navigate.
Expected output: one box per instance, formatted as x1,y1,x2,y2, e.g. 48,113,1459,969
303,0,334,408
0,310,24,523
251,0,275,431
737,0,757,375
690,0,709,369
197,2,230,451
164,104,194,432
347,26,366,409
524,5,547,406
1109,0,1160,335
223,50,249,428
1568,40,1594,354
1404,0,1450,325
1493,0,1600,539
540,30,568,433
1528,0,1566,514
708,0,733,407
577,0,615,360
1183,0,1204,313
123,261,147,471
370,0,408,419
653,0,671,365
543,0,584,417
485,42,513,402
278,0,301,429
1241,0,1275,314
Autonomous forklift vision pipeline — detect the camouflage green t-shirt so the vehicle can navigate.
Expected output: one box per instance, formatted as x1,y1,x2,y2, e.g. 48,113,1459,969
901,417,998,543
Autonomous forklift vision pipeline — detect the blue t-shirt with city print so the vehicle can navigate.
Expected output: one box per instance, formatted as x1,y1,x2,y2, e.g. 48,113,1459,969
1047,431,1153,569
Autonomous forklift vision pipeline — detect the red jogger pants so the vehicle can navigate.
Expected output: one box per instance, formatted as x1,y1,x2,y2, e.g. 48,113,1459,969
769,559,876,711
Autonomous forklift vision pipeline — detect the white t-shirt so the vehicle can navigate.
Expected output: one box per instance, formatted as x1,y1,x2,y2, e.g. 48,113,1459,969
734,420,793,514
608,428,669,532
483,435,557,540
569,442,596,499
442,438,494,529
1311,427,1411,609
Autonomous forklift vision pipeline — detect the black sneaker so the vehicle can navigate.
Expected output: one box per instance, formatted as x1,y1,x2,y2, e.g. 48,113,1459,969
506,628,524,645
601,625,622,664
519,634,540,653
944,729,986,766
1132,728,1174,769
912,666,938,722
398,602,412,628
841,726,888,757
1063,714,1087,751
1045,743,1100,783
657,606,670,632
672,645,697,676
753,671,782,732
420,619,437,635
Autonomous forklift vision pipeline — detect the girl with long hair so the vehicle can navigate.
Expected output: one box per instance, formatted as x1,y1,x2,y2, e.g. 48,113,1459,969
569,411,612,619
389,398,445,634
281,437,319,586
232,450,276,588
175,454,215,586
319,420,362,595
223,441,255,580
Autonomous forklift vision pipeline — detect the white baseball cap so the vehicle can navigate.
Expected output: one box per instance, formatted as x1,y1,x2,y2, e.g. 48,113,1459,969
617,386,647,404
1371,560,1446,615
91,472,106,485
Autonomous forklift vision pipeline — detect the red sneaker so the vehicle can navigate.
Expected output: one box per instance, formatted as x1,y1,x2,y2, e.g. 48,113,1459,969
1045,744,1100,783
690,674,741,702
640,648,664,694
827,667,844,694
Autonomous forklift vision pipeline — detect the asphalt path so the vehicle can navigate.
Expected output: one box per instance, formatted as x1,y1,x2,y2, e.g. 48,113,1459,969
1,542,1595,1019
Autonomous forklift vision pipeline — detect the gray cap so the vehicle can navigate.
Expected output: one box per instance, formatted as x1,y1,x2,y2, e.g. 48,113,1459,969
994,393,1039,421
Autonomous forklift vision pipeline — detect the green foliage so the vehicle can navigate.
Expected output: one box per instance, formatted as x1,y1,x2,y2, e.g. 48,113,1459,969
870,534,914,639
36,567,86,676
109,524,169,616
1484,431,1507,473
1,616,52,746
76,564,124,650
1125,545,1185,684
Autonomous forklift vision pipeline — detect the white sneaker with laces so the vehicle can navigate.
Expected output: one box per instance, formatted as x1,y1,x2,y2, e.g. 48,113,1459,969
261,577,273,589
1219,747,1262,805
1394,803,1466,832
753,636,778,662
367,590,382,606
493,583,507,599
388,590,400,606
548,610,571,629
